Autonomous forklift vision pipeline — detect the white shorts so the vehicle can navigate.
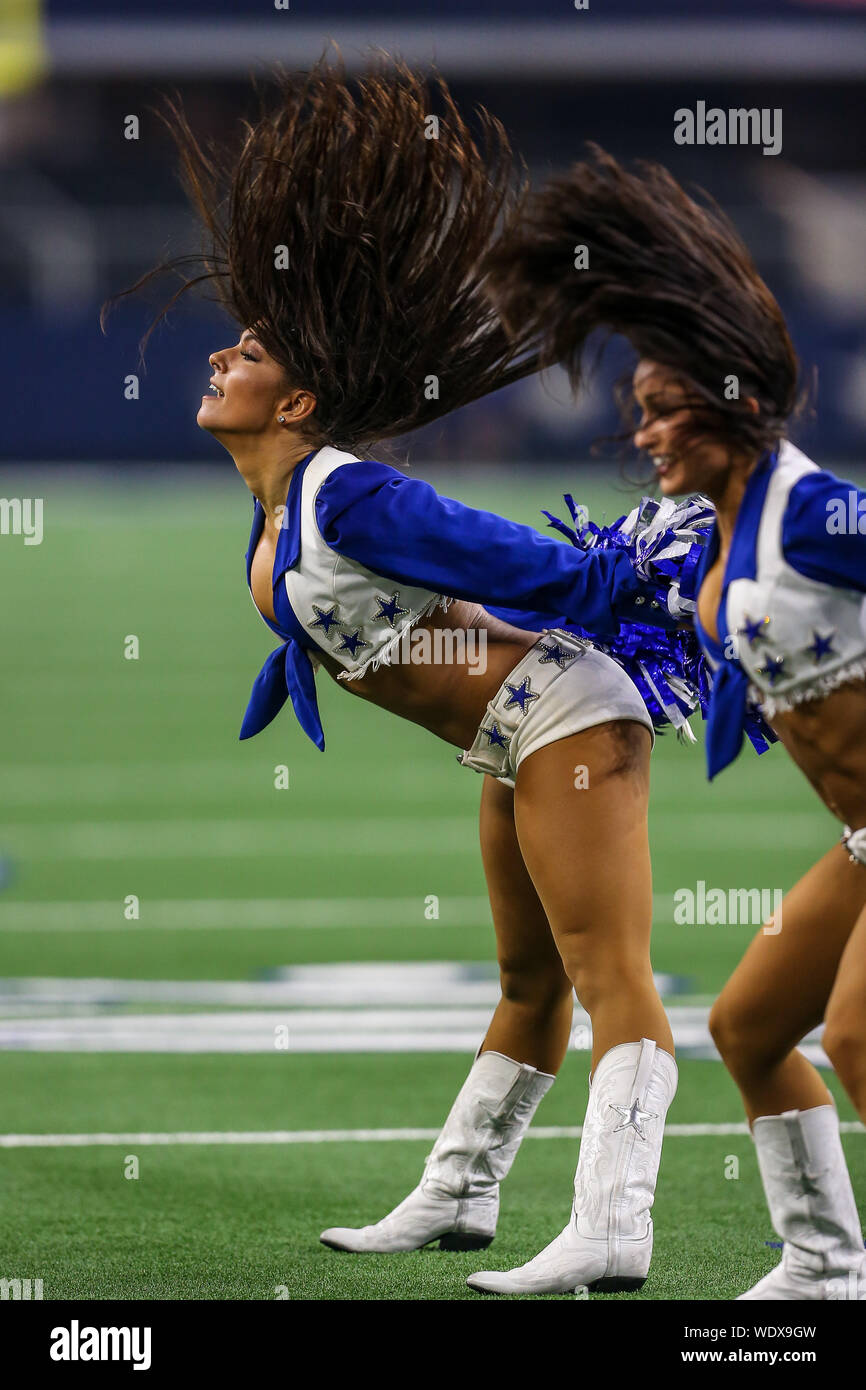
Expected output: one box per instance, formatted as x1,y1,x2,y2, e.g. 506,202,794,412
458,630,654,787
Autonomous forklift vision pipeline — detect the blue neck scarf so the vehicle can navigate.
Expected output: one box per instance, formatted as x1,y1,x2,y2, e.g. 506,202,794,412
695,450,779,779
239,452,326,751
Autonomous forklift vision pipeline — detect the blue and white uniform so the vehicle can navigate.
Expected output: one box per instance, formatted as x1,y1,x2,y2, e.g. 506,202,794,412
239,447,680,780
693,440,866,857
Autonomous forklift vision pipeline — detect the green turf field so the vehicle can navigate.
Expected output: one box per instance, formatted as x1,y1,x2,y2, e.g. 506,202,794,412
0,463,863,1301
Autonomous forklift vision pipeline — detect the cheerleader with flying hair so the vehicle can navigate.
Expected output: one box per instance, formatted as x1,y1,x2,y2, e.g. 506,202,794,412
485,145,866,1299
109,69,710,1296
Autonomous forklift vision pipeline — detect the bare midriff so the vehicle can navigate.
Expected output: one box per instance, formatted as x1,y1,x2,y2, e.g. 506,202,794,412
316,601,541,750
696,560,866,830
250,520,542,748
767,682,866,829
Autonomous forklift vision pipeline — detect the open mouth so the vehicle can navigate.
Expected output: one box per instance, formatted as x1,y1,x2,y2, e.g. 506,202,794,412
652,455,676,476
206,382,224,398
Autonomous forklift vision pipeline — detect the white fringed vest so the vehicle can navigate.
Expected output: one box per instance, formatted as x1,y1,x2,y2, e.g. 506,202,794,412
726,441,866,716
283,446,450,680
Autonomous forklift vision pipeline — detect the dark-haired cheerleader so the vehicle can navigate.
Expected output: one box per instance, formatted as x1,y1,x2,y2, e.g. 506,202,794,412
108,66,707,1296
487,146,866,1299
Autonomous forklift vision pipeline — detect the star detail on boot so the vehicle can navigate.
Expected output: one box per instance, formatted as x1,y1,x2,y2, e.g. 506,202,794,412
609,1097,658,1140
795,1172,822,1200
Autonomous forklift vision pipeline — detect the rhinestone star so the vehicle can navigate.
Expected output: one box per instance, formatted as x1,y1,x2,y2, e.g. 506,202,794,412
758,655,787,686
538,641,575,669
503,677,540,716
372,592,409,627
808,630,836,663
739,614,771,646
484,723,510,750
336,629,372,659
609,1098,658,1140
309,603,343,636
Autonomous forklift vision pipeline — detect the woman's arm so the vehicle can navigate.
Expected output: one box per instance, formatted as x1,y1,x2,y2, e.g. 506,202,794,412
315,461,672,640
782,470,866,591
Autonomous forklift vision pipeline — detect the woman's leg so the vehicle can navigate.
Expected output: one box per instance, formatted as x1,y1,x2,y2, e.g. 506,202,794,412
511,719,671,1066
708,845,866,1123
478,774,575,1075
707,846,866,1300
823,896,866,1122
468,719,678,1295
319,775,570,1255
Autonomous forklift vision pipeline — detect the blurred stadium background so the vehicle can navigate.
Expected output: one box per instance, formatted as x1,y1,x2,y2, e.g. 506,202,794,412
1,0,865,1301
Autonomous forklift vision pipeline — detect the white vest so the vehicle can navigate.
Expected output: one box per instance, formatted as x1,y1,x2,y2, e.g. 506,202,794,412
726,441,866,717
284,447,449,680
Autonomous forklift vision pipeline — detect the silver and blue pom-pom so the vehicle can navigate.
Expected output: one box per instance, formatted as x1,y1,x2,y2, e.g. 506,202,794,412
542,492,774,753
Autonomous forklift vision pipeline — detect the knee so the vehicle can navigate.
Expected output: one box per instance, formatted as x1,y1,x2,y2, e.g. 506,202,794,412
564,948,652,1017
822,1012,866,1082
709,995,784,1074
498,955,572,1013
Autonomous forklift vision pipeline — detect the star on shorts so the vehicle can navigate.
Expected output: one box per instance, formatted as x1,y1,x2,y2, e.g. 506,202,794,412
538,641,575,669
503,677,540,716
484,723,510,750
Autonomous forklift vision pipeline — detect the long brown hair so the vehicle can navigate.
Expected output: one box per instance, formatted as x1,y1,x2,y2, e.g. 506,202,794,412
484,143,802,460
103,55,540,452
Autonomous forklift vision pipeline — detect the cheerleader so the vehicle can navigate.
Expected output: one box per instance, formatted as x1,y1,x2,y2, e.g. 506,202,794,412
113,69,701,1295
486,146,866,1299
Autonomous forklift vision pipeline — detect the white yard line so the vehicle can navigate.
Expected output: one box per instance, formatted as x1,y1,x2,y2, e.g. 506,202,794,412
0,897,495,932
0,762,462,806
0,1122,862,1149
0,814,832,858
0,1005,824,1063
0,965,686,1005
0,818,479,859
0,895,682,931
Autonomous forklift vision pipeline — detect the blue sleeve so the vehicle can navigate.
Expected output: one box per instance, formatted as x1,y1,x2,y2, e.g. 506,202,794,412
315,461,670,638
783,471,866,592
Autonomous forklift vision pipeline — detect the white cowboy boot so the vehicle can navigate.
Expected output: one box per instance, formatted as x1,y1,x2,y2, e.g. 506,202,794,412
320,1049,555,1253
738,1104,866,1300
467,1037,677,1294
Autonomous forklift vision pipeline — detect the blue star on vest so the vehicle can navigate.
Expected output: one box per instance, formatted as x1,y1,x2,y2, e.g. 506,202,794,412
484,723,510,750
538,641,575,669
372,592,409,627
808,630,836,663
739,613,771,646
309,603,343,637
503,677,540,716
758,655,787,686
337,629,372,659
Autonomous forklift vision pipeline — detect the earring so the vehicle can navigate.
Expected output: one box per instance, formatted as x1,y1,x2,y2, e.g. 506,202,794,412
278,415,286,423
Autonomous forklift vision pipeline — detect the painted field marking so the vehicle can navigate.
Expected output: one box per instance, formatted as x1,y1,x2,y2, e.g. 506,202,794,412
0,818,478,859
0,897,494,932
0,1122,862,1149
0,894,689,931
0,813,831,859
